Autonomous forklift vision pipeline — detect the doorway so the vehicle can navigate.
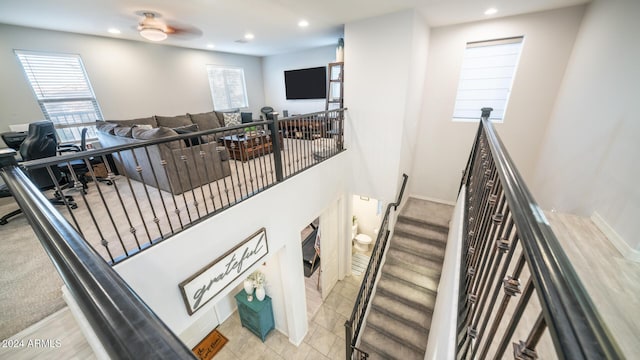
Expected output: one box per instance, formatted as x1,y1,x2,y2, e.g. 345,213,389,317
300,218,322,320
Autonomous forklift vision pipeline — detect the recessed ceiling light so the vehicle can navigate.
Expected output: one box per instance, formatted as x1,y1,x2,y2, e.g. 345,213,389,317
298,20,309,27
244,33,254,40
484,8,498,15
108,28,121,34
207,43,215,49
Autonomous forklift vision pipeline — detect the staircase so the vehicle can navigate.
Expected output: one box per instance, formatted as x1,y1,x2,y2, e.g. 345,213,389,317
359,198,453,359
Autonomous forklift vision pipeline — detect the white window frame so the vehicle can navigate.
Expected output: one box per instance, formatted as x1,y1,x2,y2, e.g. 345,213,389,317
15,50,103,143
452,36,524,122
206,65,249,111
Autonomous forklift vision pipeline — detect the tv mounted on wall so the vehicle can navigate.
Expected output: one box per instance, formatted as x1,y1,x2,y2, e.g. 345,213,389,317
284,66,327,100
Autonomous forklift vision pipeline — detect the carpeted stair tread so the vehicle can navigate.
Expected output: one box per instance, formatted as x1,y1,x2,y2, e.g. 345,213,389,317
371,292,433,330
387,247,443,273
366,310,429,351
377,274,437,310
360,326,425,360
399,198,453,230
391,233,446,259
394,219,448,243
382,262,441,292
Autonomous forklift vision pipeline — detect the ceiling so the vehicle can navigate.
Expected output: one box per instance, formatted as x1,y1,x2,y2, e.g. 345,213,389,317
0,0,589,57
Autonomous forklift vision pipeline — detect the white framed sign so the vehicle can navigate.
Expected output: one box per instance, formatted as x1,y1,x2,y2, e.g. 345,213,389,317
179,228,269,315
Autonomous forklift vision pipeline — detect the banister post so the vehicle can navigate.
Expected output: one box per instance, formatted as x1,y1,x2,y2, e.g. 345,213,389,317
481,107,493,120
268,112,284,182
0,148,18,168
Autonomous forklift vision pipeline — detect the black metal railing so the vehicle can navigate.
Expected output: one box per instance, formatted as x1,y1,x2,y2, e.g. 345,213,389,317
0,159,196,359
345,173,408,360
456,108,621,359
2,109,345,264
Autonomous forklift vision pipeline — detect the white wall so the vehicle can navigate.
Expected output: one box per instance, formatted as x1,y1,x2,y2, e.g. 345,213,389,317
352,195,383,239
345,10,426,203
0,24,265,142
114,152,350,347
410,6,586,203
262,45,336,116
533,0,640,250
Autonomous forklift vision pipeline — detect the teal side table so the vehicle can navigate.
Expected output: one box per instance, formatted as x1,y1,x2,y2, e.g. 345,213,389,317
234,290,274,342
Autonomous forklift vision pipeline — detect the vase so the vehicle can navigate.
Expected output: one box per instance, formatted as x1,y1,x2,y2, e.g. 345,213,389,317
244,279,254,296
255,285,265,301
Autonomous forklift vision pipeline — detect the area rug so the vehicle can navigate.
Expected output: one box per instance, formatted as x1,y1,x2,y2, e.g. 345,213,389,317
352,253,370,276
192,328,228,360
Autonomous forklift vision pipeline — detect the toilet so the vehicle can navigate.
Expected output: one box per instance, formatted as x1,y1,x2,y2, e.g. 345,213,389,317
354,233,373,253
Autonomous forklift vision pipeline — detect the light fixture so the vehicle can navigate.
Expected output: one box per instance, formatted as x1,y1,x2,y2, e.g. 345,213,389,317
244,33,254,40
139,28,167,41
484,8,498,15
298,20,309,27
206,43,215,49
108,28,121,34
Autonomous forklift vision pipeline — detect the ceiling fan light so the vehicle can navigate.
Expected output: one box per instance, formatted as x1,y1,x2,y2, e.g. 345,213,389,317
140,28,167,41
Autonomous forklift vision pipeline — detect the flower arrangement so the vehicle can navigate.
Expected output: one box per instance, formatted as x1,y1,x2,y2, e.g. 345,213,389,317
251,270,266,288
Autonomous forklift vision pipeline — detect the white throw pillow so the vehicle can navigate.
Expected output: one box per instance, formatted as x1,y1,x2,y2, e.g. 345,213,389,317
223,112,241,127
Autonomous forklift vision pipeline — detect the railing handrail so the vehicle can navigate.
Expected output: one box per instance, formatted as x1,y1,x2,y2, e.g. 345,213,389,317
345,173,409,359
0,163,196,359
474,112,621,358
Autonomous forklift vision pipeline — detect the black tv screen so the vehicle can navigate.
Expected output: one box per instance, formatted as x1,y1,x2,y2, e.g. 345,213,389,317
284,66,327,100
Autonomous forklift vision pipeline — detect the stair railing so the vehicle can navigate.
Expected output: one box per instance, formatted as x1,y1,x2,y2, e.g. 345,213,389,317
456,108,621,359
345,173,408,360
0,155,196,359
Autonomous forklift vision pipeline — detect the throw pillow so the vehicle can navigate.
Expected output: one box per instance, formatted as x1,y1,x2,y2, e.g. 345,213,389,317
188,112,222,131
173,124,207,147
223,112,242,127
131,126,181,149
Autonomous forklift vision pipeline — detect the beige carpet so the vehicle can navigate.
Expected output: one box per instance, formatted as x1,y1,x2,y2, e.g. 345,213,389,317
0,137,339,339
0,196,65,341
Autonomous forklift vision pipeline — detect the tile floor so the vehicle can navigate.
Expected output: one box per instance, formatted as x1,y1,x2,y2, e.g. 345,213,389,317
213,274,362,360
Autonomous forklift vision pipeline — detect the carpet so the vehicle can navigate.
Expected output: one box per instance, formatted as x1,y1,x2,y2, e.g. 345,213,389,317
192,328,228,360
352,253,370,276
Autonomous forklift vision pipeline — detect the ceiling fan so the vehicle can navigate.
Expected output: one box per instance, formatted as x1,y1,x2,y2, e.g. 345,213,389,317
136,11,201,42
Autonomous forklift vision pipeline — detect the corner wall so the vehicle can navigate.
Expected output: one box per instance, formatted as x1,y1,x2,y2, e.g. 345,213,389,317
410,6,586,203
344,10,426,202
532,0,640,251
0,24,265,140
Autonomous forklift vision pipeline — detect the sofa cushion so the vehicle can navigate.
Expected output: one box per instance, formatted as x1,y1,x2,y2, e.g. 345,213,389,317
132,126,181,149
223,112,242,127
95,121,119,135
188,111,222,131
113,126,134,137
173,124,207,147
155,114,193,129
106,116,157,128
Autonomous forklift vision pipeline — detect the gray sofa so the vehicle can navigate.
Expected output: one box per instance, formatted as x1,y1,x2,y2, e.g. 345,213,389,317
96,111,247,195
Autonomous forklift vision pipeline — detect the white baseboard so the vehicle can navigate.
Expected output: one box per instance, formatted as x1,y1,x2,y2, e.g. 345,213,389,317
591,212,640,263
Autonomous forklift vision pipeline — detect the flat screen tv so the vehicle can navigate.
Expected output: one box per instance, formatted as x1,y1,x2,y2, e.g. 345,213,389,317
284,66,327,100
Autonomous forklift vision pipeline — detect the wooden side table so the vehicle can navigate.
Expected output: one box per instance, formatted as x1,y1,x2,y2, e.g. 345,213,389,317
234,290,274,342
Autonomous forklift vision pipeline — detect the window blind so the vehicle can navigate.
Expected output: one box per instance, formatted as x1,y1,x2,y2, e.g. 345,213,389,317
206,65,249,110
452,37,524,122
15,50,103,142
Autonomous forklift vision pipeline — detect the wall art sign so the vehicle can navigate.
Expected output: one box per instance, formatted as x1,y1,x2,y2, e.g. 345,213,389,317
179,228,269,315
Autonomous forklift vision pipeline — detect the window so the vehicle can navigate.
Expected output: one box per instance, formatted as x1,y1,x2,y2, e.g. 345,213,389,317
206,65,249,110
452,37,524,122
15,50,103,142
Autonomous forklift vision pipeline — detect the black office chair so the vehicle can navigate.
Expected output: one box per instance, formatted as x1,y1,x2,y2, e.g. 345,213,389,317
0,121,77,225
57,128,112,193
260,106,275,120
